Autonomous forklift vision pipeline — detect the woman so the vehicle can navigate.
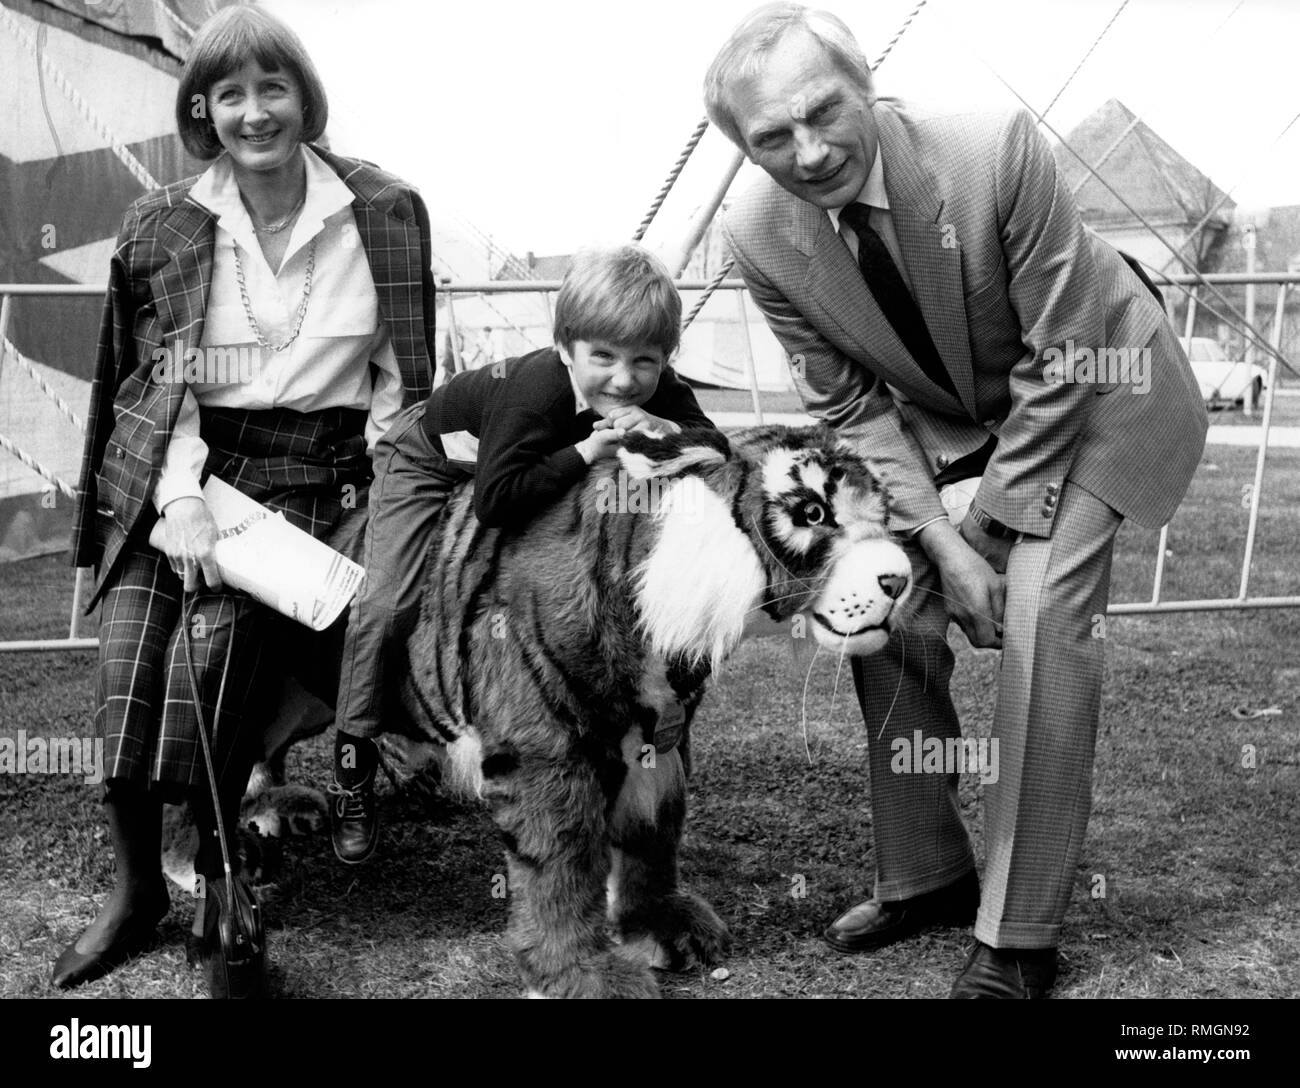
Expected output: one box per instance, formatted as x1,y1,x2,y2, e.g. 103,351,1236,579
56,5,434,996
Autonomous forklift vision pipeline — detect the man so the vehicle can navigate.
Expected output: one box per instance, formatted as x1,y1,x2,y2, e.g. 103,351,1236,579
705,3,1206,997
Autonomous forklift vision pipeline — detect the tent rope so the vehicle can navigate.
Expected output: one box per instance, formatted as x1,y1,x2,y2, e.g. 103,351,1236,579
0,4,158,193
1040,0,1129,121
982,60,1295,377
152,0,196,40
1070,113,1141,195
869,0,928,69
1156,105,1300,274
1129,251,1298,381
0,432,77,499
2,336,86,433
632,117,712,244
970,0,1288,364
681,260,736,333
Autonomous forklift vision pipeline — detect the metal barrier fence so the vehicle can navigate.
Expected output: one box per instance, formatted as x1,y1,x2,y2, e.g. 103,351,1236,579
1,272,1296,653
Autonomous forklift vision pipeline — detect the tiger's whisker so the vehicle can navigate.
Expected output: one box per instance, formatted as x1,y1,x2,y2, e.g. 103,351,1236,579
922,619,930,692
744,590,816,618
799,640,823,766
744,566,836,620
827,635,849,735
907,583,1004,630
877,630,906,742
902,614,949,692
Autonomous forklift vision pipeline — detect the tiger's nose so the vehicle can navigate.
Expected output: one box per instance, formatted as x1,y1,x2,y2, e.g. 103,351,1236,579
878,574,908,600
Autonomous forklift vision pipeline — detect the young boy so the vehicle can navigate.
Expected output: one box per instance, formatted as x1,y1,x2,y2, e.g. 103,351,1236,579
329,244,717,862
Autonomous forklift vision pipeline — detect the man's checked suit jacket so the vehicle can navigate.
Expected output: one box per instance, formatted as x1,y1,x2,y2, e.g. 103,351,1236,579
71,146,437,609
724,98,1208,536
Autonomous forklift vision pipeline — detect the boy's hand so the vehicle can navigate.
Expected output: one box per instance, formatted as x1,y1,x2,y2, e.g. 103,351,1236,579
576,429,624,464
594,406,682,439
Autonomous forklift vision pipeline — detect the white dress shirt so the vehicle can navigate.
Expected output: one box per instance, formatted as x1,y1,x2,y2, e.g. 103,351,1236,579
152,145,405,511
826,140,915,295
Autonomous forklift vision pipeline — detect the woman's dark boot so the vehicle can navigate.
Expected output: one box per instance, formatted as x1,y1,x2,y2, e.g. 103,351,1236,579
51,781,170,989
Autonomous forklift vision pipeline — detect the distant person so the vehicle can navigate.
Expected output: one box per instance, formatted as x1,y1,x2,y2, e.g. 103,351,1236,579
705,3,1206,997
328,245,717,862
441,326,466,380
486,325,505,361
58,5,435,996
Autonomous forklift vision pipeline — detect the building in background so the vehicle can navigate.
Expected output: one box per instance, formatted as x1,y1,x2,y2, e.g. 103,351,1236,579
1059,98,1292,377
1057,98,1235,276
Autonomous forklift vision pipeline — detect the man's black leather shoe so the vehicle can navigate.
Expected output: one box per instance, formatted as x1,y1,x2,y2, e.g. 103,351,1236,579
328,773,378,865
949,941,1058,998
823,869,979,952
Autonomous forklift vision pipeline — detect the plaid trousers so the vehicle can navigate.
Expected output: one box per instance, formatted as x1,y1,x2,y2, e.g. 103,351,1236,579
96,405,370,792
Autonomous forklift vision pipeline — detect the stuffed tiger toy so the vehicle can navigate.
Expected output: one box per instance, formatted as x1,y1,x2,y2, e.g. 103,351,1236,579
387,423,915,999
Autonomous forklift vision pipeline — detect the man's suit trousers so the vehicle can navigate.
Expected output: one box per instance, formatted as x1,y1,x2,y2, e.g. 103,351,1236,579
852,479,1122,948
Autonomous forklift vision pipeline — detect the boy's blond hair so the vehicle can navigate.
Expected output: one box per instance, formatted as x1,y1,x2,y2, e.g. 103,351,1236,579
553,245,681,358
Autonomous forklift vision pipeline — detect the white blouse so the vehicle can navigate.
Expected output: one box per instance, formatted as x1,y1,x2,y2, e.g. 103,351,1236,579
152,145,405,511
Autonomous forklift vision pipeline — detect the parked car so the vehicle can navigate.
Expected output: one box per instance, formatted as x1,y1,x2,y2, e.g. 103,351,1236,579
1178,336,1266,408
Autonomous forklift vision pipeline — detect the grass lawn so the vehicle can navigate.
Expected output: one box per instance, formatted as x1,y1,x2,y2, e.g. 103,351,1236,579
0,441,1297,999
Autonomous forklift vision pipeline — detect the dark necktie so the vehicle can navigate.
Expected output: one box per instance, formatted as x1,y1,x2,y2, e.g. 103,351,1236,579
838,202,956,398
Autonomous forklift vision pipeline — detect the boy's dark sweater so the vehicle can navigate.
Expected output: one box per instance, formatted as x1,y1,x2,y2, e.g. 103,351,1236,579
421,347,716,527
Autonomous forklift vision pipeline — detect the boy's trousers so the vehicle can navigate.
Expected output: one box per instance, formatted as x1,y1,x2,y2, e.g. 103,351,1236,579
336,402,465,739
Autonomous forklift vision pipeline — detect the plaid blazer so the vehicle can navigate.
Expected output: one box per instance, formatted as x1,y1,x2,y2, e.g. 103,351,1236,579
724,99,1207,534
70,146,436,608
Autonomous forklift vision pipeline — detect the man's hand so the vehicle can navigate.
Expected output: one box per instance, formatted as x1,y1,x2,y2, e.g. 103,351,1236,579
915,518,1005,649
160,496,223,592
958,512,1014,575
576,429,624,464
593,405,681,438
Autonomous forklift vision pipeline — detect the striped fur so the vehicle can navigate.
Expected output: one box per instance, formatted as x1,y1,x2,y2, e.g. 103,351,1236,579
393,424,913,998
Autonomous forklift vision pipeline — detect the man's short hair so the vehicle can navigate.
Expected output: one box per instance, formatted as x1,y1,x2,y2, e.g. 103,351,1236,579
704,2,874,151
176,6,329,160
553,246,682,358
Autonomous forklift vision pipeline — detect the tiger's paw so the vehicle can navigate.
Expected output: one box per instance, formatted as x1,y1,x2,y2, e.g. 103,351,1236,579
524,950,661,1000
617,890,731,972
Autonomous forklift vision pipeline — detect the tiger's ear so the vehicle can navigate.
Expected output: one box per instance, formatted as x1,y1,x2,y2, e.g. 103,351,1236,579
618,427,731,480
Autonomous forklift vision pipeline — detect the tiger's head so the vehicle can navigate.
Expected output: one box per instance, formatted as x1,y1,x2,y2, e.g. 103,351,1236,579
615,424,914,670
